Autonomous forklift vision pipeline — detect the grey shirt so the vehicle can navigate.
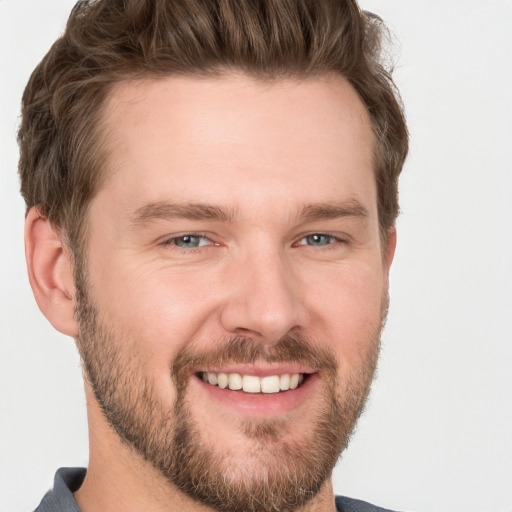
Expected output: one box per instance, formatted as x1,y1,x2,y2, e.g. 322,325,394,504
33,468,398,512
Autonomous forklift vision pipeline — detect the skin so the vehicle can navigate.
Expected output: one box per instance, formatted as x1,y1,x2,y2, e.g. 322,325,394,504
25,73,396,512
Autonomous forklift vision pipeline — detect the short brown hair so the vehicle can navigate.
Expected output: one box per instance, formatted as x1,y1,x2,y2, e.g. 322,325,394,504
18,0,408,254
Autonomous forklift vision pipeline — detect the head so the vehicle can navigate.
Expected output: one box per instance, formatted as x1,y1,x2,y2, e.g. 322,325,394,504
20,1,408,511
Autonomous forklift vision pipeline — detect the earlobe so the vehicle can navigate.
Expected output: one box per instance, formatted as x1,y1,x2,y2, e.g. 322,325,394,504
25,208,78,337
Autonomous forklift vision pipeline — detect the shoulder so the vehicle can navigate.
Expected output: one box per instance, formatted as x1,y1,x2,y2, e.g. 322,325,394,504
336,495,403,512
33,468,85,512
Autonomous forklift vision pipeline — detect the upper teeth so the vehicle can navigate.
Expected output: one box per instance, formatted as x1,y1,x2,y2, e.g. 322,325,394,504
201,372,304,394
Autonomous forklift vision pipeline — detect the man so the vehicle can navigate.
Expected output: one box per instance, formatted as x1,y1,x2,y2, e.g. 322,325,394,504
18,0,408,511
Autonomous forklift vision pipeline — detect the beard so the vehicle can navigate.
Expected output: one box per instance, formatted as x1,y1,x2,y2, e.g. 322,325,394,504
74,270,384,512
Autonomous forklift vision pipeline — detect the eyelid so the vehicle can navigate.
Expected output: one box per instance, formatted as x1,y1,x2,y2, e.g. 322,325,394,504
156,231,350,250
294,232,350,247
159,232,215,248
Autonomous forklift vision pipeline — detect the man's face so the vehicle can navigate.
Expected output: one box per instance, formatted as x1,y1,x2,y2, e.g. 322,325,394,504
76,74,393,511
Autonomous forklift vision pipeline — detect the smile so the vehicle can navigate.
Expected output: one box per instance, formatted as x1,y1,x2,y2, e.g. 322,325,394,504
199,372,305,394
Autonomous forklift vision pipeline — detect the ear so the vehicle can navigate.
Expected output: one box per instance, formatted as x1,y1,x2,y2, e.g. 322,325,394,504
25,208,78,337
383,227,397,277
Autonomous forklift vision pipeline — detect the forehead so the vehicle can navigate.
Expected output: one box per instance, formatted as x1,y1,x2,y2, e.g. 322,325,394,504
96,73,375,220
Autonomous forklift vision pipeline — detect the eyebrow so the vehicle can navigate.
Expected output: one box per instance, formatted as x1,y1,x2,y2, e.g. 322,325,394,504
129,201,236,226
298,200,369,222
129,199,369,227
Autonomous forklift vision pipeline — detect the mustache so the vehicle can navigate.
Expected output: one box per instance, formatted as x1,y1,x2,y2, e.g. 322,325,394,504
171,334,338,389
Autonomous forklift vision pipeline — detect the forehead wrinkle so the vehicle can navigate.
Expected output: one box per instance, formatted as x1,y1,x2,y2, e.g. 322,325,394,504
129,201,237,226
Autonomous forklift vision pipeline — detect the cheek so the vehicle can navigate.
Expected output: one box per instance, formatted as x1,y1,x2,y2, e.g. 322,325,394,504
86,260,222,402
305,262,386,366
88,253,223,353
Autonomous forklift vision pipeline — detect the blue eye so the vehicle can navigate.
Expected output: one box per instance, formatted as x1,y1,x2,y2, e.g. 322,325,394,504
170,235,210,248
301,234,336,247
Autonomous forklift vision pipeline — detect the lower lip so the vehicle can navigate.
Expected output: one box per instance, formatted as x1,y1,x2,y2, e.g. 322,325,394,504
191,373,320,417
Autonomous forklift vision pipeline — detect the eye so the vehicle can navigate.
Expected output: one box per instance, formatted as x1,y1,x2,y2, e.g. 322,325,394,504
165,235,212,249
297,234,338,247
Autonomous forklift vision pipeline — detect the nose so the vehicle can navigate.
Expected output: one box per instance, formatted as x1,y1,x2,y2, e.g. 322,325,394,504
219,247,309,343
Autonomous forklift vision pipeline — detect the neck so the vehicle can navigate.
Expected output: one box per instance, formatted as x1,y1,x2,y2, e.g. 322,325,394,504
75,386,337,512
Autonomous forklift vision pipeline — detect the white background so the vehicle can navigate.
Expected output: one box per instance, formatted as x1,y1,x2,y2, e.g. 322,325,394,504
1,1,511,511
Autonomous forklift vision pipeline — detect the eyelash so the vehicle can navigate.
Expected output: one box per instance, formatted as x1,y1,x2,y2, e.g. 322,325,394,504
159,233,214,252
293,233,348,249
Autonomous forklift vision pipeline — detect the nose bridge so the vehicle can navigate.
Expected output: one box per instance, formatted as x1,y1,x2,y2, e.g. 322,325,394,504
220,242,307,342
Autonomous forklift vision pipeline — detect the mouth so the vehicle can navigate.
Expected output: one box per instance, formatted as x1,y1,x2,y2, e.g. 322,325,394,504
192,366,320,416
197,371,308,394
